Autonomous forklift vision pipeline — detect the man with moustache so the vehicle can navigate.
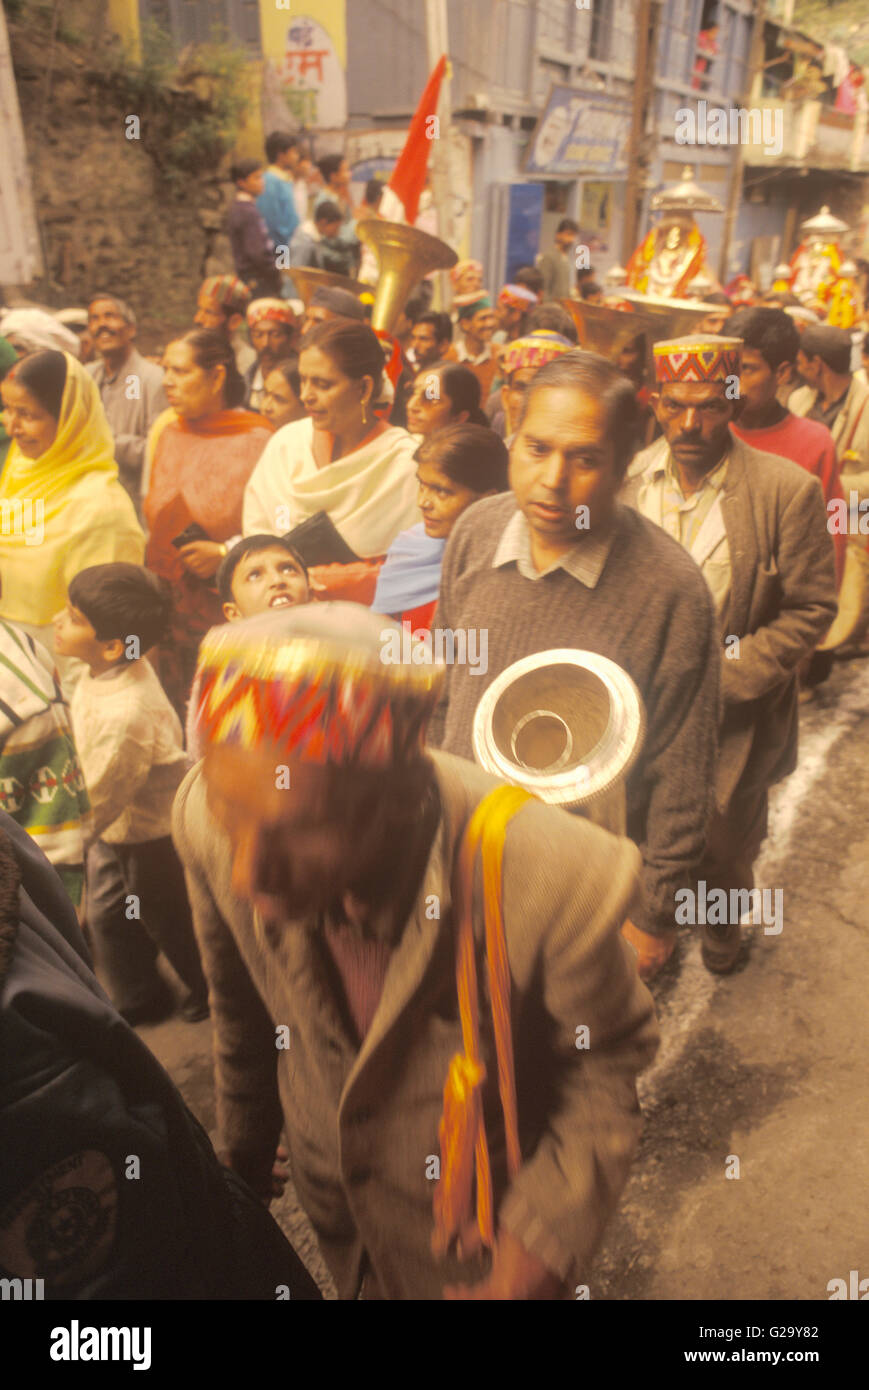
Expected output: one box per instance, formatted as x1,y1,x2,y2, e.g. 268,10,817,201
450,294,500,401
626,336,837,972
172,603,658,1300
408,312,453,373
244,299,298,412
86,295,167,509
428,351,719,982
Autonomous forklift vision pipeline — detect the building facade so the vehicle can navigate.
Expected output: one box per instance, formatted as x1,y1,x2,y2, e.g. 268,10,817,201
123,1,869,288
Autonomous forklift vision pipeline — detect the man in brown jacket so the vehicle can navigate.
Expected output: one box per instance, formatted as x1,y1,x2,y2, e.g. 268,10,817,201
173,604,658,1300
625,335,837,972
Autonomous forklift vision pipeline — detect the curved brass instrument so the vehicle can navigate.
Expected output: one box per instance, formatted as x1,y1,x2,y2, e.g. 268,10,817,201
286,266,369,306
355,219,458,334
559,294,723,360
472,650,646,835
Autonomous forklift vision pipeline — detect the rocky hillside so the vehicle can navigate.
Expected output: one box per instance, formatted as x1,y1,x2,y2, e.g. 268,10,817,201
4,0,249,349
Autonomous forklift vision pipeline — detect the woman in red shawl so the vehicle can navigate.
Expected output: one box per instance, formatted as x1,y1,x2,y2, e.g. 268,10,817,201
144,328,272,714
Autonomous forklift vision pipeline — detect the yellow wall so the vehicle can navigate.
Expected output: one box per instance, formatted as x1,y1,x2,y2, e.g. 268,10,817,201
259,1,347,129
106,0,141,60
102,2,349,153
234,63,265,160
260,1,347,67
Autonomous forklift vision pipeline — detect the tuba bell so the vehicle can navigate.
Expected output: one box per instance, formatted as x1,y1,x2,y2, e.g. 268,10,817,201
356,219,458,335
472,650,646,835
560,294,725,364
286,266,369,306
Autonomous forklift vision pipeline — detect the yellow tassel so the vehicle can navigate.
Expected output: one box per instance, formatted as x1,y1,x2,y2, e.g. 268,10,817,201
432,785,533,1257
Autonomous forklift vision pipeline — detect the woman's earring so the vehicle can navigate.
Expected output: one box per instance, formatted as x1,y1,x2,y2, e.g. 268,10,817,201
361,399,369,425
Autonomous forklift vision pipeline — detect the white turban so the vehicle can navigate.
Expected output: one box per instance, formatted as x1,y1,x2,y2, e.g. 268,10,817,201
0,308,81,358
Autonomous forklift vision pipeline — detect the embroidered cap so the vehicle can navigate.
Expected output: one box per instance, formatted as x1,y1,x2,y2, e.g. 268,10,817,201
247,298,297,327
497,284,539,312
200,275,252,315
653,334,742,383
193,603,444,769
500,330,573,378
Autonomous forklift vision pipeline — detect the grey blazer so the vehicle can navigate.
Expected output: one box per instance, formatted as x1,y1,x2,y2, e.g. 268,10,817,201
173,749,659,1300
624,434,837,809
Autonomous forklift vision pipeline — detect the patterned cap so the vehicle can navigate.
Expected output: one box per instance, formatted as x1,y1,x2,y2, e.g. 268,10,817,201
500,330,573,378
193,604,444,769
497,284,539,312
653,335,742,383
247,298,297,327
200,275,252,315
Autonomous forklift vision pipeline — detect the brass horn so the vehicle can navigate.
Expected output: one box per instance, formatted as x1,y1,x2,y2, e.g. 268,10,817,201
472,650,646,835
286,266,369,307
356,219,458,335
560,294,725,363
618,290,728,335
558,298,659,364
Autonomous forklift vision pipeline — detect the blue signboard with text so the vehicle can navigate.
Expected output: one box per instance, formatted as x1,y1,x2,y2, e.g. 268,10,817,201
523,85,631,177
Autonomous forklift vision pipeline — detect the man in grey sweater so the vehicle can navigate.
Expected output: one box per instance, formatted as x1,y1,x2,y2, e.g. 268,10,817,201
428,351,720,981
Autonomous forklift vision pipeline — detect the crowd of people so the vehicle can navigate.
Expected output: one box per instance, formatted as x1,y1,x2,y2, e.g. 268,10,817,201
1,130,868,1301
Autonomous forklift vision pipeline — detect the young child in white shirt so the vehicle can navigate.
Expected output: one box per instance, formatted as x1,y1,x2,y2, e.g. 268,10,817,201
55,563,209,1024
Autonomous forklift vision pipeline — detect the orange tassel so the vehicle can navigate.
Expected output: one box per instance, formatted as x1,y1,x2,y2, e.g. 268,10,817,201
432,786,533,1258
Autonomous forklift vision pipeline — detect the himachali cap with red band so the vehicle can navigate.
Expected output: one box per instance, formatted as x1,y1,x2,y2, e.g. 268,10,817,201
497,284,539,312
193,604,444,770
653,335,742,384
247,298,297,327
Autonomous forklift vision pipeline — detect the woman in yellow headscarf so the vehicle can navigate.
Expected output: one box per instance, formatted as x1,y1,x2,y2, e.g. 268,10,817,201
0,350,144,683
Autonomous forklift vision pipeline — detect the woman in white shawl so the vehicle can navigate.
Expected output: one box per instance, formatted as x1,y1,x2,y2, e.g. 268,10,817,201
243,319,420,602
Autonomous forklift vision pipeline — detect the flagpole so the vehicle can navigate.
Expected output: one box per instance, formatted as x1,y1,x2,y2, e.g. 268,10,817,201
425,0,451,309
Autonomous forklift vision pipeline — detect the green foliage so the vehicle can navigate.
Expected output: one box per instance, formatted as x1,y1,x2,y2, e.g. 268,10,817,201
167,41,249,176
104,21,249,194
792,0,869,68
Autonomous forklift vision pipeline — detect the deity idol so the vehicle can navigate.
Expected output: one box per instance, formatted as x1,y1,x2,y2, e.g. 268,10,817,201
789,206,848,304
626,168,722,300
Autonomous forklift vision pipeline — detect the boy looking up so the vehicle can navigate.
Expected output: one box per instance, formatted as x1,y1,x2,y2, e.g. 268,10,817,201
217,535,311,622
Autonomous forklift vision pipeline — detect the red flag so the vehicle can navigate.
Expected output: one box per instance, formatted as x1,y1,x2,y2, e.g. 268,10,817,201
387,54,447,225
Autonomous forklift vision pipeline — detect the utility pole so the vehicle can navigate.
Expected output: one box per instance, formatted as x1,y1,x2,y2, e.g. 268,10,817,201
718,0,768,282
424,0,452,304
622,0,661,264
